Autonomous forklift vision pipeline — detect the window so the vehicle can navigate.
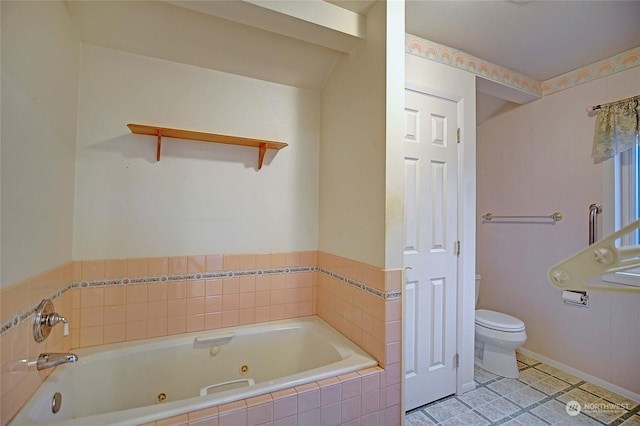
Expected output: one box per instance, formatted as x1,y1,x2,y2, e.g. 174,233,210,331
602,144,640,287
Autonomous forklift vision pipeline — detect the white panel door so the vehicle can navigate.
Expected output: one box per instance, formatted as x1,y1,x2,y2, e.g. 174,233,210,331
404,88,459,411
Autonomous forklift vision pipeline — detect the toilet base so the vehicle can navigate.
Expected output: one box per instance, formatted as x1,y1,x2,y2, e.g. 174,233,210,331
474,342,520,378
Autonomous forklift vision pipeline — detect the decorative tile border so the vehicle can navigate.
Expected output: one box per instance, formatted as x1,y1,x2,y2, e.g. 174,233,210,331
318,267,401,302
0,264,401,337
406,33,640,98
74,265,317,289
406,34,541,97
542,46,640,95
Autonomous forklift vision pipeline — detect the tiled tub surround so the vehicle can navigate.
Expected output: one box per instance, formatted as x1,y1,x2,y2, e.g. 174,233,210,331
1,251,404,425
316,252,403,425
69,254,319,349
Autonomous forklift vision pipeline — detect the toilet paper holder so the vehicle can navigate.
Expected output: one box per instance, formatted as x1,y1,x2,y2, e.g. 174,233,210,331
562,290,589,307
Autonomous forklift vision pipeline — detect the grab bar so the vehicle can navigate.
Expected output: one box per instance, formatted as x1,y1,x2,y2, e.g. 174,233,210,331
200,378,255,396
194,332,234,345
589,203,603,245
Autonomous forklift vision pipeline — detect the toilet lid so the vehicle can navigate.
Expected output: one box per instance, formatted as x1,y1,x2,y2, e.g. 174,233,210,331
475,309,525,332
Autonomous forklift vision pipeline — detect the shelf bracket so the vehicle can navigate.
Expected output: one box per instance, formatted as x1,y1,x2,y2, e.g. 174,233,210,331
258,143,268,170
156,129,162,162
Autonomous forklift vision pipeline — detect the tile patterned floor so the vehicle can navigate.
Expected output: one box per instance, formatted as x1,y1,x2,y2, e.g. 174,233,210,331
406,353,640,426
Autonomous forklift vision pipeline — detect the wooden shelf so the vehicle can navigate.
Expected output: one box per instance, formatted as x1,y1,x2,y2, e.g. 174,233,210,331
127,124,287,169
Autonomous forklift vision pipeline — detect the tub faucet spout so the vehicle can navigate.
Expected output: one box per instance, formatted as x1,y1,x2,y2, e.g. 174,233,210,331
37,353,78,371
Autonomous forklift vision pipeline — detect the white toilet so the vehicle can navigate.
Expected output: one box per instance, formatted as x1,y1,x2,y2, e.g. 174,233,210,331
474,275,527,378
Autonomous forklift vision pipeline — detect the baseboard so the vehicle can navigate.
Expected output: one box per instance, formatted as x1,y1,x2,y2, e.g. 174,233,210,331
517,348,640,403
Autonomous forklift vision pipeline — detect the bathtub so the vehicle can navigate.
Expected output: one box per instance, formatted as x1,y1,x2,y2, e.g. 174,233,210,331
11,316,377,426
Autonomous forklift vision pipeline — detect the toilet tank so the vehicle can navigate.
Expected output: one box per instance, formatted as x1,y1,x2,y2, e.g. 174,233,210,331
475,274,481,307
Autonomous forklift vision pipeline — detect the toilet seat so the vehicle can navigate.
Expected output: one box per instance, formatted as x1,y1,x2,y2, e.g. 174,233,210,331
475,309,525,332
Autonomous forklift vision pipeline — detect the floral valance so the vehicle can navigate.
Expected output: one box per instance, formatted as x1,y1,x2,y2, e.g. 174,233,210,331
592,95,640,161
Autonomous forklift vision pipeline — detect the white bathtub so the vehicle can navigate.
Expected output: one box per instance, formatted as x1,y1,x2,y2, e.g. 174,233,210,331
11,316,377,426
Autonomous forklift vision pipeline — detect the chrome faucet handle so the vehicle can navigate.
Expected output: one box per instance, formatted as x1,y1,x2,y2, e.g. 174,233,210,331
44,313,69,336
33,299,69,342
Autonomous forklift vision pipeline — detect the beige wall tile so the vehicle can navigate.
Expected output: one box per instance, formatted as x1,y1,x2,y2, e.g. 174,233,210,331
148,257,169,275
105,259,127,278
82,260,105,280
127,258,149,277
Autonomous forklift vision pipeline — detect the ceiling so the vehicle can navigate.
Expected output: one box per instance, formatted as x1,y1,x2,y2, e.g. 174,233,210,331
406,0,640,123
409,1,640,82
67,0,640,123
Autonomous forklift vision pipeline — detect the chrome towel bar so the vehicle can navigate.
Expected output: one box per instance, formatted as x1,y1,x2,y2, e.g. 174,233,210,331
482,212,563,222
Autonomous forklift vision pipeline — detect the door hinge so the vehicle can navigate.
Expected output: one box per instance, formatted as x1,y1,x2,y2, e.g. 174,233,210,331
457,128,461,143
454,240,461,256
454,353,459,368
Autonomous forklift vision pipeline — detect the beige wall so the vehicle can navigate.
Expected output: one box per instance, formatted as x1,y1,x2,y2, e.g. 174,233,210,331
73,45,320,260
1,0,79,288
477,66,640,394
318,2,387,269
384,1,406,270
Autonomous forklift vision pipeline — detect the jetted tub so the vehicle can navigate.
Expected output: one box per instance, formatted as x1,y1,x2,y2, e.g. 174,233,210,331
11,316,377,426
